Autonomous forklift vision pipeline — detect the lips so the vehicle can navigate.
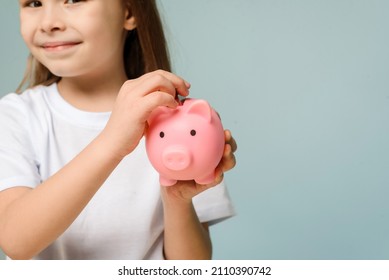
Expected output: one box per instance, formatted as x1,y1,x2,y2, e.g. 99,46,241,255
41,41,81,51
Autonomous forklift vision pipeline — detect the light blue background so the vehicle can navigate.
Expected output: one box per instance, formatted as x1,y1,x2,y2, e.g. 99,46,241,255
1,0,388,260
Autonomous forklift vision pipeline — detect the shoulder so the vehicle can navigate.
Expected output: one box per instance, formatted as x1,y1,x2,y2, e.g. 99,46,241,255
0,84,56,121
0,84,57,137
1,84,54,110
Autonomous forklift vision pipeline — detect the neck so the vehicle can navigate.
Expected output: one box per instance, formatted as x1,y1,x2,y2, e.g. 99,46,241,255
57,70,127,113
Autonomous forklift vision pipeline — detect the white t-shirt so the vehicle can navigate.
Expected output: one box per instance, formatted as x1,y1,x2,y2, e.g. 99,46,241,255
0,84,235,260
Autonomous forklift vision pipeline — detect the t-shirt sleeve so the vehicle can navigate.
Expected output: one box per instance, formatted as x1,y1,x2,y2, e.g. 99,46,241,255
192,180,236,225
0,94,41,191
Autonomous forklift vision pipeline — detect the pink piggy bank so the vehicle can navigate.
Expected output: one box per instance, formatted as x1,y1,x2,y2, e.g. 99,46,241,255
146,98,225,186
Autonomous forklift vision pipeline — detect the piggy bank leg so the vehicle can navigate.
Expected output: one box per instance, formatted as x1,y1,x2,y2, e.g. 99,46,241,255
160,176,177,187
195,173,216,185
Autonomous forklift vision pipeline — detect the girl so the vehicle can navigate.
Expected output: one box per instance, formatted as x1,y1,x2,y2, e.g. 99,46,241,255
0,0,236,260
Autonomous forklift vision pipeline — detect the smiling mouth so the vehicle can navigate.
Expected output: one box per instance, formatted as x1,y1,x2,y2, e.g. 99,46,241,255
41,42,81,51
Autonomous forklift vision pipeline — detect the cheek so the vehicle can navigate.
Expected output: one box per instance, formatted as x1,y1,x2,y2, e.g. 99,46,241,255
79,18,126,60
19,10,38,40
19,19,33,47
80,5,125,43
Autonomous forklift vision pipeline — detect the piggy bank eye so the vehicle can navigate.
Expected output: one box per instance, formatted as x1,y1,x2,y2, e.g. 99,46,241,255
159,131,165,138
190,129,196,136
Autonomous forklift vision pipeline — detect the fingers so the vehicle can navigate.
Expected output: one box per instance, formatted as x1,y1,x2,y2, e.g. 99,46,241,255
139,92,178,122
138,69,190,98
213,166,224,185
225,129,238,153
222,143,237,172
122,73,187,101
213,130,237,179
118,70,190,122
223,129,237,171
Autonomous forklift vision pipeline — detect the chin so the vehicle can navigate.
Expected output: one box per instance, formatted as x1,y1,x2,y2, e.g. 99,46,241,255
47,67,87,79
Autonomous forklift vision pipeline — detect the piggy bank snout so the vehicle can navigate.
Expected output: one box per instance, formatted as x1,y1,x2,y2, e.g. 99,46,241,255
162,146,192,171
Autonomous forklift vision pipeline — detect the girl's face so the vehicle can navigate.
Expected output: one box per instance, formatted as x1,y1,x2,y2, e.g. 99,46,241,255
19,0,136,79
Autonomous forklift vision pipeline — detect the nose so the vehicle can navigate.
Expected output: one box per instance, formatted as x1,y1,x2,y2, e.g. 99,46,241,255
40,5,66,33
162,146,191,171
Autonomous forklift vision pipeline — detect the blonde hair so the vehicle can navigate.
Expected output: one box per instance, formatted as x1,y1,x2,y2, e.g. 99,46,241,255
17,0,171,92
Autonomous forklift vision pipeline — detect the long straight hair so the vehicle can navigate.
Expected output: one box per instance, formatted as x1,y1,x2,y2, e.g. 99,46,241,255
17,0,171,92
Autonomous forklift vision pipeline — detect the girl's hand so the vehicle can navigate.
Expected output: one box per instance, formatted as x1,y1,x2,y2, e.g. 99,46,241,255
102,70,190,159
161,129,237,203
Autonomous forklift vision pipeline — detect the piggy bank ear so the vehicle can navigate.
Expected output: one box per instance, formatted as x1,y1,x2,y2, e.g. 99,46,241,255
186,99,212,122
147,106,173,125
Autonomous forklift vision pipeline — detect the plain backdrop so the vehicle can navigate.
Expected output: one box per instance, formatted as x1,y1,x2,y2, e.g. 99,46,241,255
1,0,389,260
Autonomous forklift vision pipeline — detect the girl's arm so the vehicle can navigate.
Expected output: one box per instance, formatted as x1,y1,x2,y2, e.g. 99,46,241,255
0,135,122,260
162,130,237,260
0,70,189,260
161,182,214,260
